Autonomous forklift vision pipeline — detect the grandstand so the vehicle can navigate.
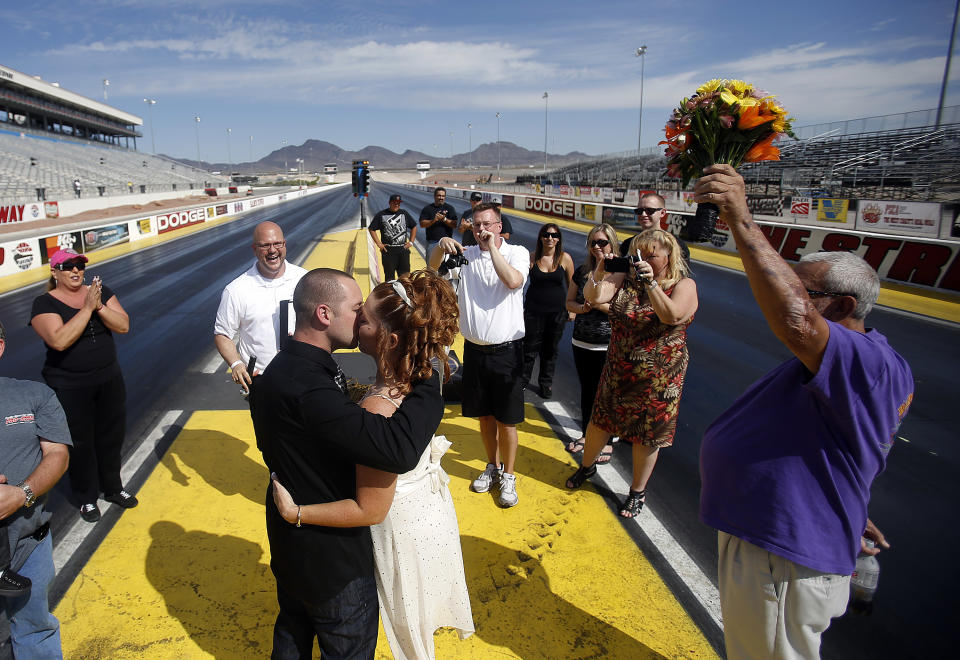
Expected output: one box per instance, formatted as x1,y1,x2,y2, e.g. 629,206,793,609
525,106,960,203
1,64,223,205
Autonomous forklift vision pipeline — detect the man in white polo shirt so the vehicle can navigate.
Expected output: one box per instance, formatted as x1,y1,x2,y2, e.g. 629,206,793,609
214,222,307,392
430,203,528,507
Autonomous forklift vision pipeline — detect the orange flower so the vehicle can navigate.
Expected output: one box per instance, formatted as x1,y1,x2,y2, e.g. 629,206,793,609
745,134,780,162
738,105,776,130
663,122,687,140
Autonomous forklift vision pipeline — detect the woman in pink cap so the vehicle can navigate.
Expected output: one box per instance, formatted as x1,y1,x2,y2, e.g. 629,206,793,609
29,249,135,523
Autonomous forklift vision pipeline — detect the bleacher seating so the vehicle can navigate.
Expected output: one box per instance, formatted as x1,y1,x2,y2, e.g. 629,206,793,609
0,127,227,204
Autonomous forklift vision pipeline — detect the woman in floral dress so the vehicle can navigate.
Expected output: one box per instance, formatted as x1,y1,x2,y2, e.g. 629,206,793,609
565,229,698,518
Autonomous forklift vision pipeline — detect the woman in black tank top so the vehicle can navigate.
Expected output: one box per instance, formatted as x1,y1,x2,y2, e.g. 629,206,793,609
522,223,575,398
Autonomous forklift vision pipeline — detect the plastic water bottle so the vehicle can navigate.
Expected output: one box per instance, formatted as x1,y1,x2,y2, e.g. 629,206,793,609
848,538,879,615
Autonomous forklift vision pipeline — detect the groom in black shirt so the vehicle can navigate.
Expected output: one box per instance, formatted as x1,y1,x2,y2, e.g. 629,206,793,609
249,267,443,659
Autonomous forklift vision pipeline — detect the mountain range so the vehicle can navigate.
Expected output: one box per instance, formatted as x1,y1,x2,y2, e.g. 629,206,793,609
168,140,595,173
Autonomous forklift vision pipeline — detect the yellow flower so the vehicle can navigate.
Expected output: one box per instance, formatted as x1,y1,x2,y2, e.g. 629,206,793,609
720,89,739,106
727,79,750,96
772,118,785,133
738,97,759,108
697,79,725,95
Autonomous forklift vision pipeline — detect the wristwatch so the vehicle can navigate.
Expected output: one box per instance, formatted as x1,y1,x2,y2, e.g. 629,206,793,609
18,482,36,508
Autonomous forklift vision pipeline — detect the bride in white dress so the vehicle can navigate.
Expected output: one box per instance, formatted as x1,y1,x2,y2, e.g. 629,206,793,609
272,270,474,660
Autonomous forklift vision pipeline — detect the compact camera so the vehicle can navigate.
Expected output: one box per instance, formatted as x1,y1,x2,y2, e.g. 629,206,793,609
438,252,469,275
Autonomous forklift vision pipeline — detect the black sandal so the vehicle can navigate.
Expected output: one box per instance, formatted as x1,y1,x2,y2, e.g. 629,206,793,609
619,490,646,518
565,464,597,489
566,438,585,454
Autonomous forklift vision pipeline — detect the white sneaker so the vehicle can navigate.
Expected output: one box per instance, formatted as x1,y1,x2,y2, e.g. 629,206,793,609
471,463,501,493
498,472,518,507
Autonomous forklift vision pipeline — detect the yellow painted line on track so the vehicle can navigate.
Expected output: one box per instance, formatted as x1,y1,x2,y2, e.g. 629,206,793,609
55,406,717,659
504,207,960,323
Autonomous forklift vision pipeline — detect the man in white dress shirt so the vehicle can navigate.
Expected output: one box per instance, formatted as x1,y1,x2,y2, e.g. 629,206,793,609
214,222,307,392
430,203,528,507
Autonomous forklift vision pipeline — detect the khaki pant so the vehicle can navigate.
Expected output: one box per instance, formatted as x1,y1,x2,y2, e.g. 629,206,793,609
718,532,850,660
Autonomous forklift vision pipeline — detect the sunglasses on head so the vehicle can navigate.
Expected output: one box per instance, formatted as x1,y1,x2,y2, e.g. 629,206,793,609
543,232,560,239
590,239,610,248
56,259,86,271
636,207,663,215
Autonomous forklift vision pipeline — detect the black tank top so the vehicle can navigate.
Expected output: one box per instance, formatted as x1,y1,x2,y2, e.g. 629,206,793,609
525,261,567,314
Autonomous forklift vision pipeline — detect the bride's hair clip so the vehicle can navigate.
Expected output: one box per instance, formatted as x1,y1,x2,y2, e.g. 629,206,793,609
389,280,414,309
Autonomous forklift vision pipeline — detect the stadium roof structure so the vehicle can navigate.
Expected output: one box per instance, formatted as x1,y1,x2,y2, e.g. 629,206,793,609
0,64,143,147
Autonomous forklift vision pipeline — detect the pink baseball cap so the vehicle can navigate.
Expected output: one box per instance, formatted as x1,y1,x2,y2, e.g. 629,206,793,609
49,248,88,268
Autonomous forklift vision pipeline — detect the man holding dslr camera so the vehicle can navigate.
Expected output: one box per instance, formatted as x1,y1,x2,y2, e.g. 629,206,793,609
430,203,528,507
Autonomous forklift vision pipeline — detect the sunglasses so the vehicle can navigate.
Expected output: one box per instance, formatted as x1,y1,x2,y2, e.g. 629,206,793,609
635,207,663,215
590,239,610,248
806,288,858,300
543,232,561,239
56,259,86,271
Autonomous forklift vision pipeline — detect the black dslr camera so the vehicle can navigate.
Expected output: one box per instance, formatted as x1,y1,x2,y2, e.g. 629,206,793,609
438,252,469,275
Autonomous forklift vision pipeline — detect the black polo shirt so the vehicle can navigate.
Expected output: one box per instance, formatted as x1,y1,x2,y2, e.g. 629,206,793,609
419,202,458,242
249,340,443,603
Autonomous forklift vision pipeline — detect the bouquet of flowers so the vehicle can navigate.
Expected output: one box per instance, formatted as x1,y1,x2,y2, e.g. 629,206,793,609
660,79,795,241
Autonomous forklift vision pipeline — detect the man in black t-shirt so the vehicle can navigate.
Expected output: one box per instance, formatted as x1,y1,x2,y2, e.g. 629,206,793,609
369,194,417,280
459,192,512,246
419,187,458,256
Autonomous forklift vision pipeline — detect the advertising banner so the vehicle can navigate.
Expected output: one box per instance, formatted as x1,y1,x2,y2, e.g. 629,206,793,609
523,196,576,219
137,218,153,235
613,188,626,204
44,201,59,219
857,200,941,237
624,190,640,207
602,187,613,203
816,198,854,224
582,204,597,222
11,240,37,271
157,208,205,234
216,204,228,216
41,232,83,263
501,195,515,209
601,206,637,225
83,224,130,253
789,196,812,222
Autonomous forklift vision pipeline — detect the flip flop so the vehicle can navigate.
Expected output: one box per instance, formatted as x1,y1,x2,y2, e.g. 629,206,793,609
566,438,585,454
596,445,614,464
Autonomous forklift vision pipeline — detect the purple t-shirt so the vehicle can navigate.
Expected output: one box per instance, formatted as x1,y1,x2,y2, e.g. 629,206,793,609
699,321,913,575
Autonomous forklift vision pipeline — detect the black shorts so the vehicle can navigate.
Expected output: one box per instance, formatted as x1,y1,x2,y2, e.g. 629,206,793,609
460,339,525,425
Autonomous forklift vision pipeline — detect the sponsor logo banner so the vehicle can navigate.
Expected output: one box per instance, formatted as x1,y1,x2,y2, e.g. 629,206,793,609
790,196,812,221
44,201,59,218
857,200,940,236
500,195,515,209
83,224,130,252
601,207,636,224
523,197,575,219
249,198,264,208
41,232,83,263
817,198,850,223
138,218,153,234
582,204,597,222
0,205,25,224
157,208,205,234
13,241,34,270
215,204,228,216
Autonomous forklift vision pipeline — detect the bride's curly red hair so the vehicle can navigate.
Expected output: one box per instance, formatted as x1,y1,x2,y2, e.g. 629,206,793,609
369,269,459,396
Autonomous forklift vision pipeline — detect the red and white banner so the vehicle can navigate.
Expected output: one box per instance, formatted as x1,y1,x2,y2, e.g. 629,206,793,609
857,200,940,237
157,208,205,234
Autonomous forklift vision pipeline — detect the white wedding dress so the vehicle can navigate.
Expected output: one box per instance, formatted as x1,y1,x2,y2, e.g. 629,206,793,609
364,391,474,660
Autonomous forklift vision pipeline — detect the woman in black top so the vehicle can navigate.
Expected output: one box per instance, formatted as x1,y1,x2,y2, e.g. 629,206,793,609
564,223,619,462
30,249,134,523
522,223,575,399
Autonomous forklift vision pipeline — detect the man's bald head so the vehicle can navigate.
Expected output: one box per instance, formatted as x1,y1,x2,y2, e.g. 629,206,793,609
252,222,287,279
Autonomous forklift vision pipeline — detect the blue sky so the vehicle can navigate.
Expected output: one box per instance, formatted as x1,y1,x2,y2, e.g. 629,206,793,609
2,0,957,163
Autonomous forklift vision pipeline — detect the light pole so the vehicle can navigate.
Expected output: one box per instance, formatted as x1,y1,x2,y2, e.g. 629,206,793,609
102,79,109,101
281,138,288,172
542,92,549,175
226,128,232,173
636,45,648,152
449,131,454,160
143,98,157,153
296,158,304,188
936,0,959,128
249,135,254,164
194,116,201,164
496,112,502,180
467,123,473,169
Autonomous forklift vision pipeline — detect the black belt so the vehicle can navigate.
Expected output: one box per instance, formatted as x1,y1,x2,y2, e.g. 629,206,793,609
466,339,521,354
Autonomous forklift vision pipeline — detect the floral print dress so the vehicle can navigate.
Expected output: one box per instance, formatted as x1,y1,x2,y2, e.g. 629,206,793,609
590,276,692,447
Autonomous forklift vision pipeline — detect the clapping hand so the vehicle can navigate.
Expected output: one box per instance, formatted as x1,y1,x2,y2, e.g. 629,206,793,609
84,276,103,312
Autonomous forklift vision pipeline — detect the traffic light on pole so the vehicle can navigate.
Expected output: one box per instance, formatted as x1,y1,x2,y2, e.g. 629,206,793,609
361,166,371,196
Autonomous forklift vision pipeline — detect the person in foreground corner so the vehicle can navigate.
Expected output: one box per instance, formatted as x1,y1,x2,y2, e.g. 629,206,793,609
249,267,444,659
272,270,474,660
693,164,913,660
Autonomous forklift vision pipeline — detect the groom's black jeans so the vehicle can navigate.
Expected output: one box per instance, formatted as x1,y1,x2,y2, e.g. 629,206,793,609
272,575,378,659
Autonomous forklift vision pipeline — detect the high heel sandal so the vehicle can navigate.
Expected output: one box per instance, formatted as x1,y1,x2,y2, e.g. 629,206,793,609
619,489,646,518
565,464,597,489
